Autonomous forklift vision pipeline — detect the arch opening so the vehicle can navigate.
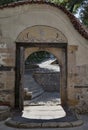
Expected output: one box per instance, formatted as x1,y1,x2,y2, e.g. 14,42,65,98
22,50,66,119
24,51,60,102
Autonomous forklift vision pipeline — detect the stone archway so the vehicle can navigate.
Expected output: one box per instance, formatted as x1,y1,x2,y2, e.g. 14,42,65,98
15,25,68,110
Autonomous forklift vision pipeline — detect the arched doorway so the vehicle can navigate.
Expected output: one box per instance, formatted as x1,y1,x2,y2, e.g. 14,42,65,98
24,51,61,104
15,25,68,110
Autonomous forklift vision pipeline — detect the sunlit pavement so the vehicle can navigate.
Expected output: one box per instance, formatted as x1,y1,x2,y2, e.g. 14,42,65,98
22,105,66,119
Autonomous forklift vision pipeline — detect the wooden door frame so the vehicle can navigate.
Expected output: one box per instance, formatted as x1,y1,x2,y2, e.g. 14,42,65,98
15,42,67,110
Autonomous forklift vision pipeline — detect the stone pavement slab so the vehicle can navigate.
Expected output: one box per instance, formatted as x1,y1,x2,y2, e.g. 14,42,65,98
22,106,66,119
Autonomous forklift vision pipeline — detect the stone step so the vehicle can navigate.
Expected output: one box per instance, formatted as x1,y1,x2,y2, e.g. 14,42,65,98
25,92,61,106
28,86,43,92
24,74,44,96
0,106,10,121
30,88,44,93
32,89,44,99
24,88,44,100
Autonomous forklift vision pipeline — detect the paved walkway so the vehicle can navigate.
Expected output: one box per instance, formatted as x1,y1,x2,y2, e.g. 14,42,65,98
22,105,66,119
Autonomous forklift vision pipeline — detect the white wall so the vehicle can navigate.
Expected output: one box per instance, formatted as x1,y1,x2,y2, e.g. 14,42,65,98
0,4,88,65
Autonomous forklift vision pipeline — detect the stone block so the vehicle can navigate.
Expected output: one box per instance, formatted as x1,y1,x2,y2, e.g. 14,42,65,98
42,122,58,128
0,106,10,121
71,120,83,127
58,122,72,128
24,91,32,100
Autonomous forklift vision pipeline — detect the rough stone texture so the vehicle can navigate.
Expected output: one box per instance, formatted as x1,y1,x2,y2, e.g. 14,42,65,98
24,91,32,100
5,119,83,128
33,72,60,92
58,122,72,128
0,38,15,107
71,120,83,127
75,88,88,113
0,71,15,107
67,45,78,106
76,65,88,85
0,90,14,107
19,123,42,128
42,122,58,128
0,106,10,121
74,65,88,113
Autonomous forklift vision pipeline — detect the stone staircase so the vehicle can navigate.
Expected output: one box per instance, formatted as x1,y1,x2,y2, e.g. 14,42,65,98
23,72,44,100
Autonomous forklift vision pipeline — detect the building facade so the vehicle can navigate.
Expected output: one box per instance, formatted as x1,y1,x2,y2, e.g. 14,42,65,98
0,1,88,113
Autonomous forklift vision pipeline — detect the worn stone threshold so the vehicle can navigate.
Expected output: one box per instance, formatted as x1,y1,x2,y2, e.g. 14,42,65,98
5,115,83,128
4,105,83,128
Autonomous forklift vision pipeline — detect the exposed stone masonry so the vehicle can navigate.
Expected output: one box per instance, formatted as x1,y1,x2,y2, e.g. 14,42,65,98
74,65,88,113
33,72,60,92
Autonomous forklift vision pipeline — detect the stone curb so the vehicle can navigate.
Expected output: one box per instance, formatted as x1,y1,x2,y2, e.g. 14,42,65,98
5,118,83,128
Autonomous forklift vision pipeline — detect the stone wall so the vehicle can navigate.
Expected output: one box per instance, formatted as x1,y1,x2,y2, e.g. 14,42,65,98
0,70,15,107
74,65,88,113
76,65,88,85
75,87,88,113
0,38,15,107
33,72,60,92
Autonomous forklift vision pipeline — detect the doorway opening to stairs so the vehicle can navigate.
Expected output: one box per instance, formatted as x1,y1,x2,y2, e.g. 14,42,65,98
24,51,61,105
15,42,67,120
22,50,66,119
